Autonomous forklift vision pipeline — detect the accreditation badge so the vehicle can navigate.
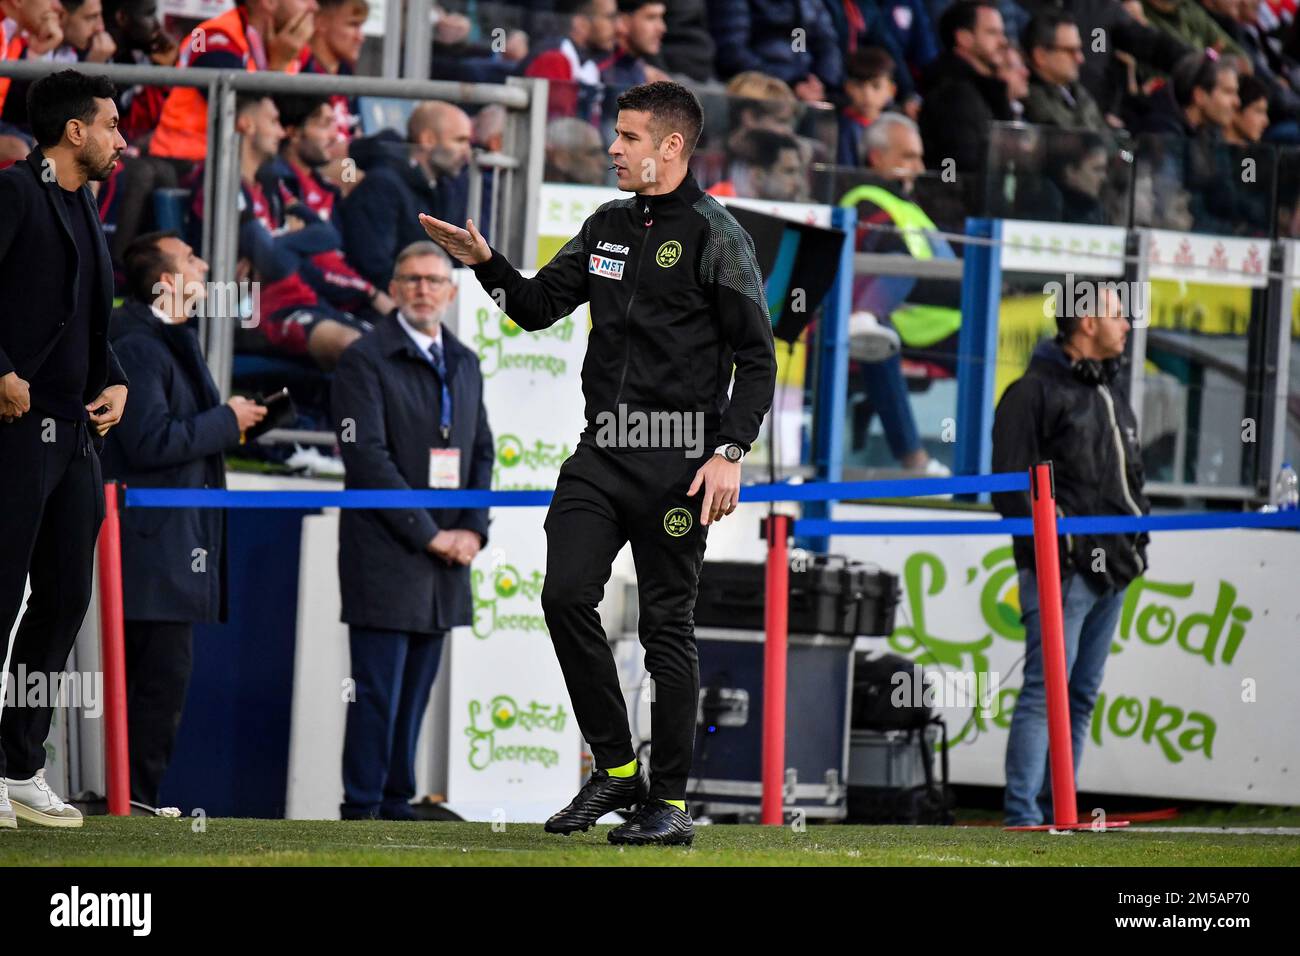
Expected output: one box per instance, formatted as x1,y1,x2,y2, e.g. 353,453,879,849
429,448,461,489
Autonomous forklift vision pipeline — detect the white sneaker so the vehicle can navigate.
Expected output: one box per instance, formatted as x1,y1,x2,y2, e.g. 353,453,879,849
848,311,901,363
0,781,15,830
3,769,83,828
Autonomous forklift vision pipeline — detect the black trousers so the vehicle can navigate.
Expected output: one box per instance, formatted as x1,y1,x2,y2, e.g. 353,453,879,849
541,443,710,801
0,413,103,780
124,620,194,807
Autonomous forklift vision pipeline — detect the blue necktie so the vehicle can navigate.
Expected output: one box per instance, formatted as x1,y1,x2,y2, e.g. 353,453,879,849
428,340,452,441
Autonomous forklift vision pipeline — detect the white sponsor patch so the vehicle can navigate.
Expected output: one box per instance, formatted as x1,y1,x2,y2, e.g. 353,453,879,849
588,254,625,280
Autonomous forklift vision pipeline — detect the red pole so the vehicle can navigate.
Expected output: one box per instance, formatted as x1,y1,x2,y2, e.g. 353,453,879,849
761,513,790,825
97,481,130,817
1028,462,1077,829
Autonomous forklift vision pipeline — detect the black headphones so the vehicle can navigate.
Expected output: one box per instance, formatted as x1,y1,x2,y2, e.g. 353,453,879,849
1057,335,1119,385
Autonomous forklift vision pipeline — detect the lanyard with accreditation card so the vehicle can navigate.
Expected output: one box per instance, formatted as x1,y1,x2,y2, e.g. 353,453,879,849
428,339,456,488
428,389,457,489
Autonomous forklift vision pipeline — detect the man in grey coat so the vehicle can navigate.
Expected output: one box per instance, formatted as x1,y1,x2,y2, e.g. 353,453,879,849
331,240,493,820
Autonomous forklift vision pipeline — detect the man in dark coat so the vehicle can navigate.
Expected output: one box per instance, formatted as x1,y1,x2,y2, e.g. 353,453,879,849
992,287,1149,828
330,240,494,820
339,102,472,289
918,0,1014,183
100,231,266,809
0,71,128,830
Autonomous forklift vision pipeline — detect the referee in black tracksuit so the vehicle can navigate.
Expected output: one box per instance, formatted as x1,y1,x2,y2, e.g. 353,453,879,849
420,82,776,845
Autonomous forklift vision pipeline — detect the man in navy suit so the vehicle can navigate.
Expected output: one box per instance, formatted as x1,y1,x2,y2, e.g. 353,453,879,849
331,240,494,820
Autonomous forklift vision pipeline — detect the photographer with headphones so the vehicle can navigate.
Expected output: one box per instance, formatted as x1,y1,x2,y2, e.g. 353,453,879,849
991,284,1150,828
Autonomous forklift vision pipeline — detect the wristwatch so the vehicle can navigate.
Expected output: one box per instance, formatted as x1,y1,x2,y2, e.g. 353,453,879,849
715,443,745,463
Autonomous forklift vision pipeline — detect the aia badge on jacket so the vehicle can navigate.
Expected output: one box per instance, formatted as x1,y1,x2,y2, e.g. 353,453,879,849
589,253,625,280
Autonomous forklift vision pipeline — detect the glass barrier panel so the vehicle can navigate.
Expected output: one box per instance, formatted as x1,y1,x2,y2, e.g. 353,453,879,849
1132,133,1276,239
984,122,1134,228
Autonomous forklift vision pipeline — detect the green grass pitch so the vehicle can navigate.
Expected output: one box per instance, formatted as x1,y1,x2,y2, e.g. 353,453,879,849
3,815,1298,866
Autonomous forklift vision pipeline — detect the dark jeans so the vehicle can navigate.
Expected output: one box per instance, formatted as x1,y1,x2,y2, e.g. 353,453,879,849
340,627,446,819
0,414,103,780
541,443,710,802
125,620,194,807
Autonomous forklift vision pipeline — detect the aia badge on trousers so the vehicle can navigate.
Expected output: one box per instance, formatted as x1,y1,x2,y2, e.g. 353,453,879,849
663,507,693,537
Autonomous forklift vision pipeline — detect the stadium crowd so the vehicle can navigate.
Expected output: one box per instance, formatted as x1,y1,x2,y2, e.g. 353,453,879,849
1,0,1296,456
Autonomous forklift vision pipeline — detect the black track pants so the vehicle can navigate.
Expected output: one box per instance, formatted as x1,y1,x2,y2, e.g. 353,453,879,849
541,442,710,801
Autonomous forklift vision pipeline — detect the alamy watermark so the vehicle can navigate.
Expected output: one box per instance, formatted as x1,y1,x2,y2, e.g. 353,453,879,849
593,403,706,458
1042,275,1149,327
152,277,262,327
1,666,103,719
891,668,1001,719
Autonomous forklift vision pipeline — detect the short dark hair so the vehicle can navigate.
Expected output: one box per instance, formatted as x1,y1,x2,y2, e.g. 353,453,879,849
1172,52,1234,109
274,94,331,131
1021,10,1075,56
939,0,998,50
846,47,896,84
61,0,89,12
27,70,117,149
123,230,181,303
615,80,704,156
1237,72,1269,110
732,127,801,169
617,0,662,12
235,91,271,119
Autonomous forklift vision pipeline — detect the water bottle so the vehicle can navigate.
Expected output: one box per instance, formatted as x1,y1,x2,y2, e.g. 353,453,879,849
1276,461,1299,511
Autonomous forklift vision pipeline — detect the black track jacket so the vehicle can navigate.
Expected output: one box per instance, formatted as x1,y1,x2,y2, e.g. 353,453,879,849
468,172,777,453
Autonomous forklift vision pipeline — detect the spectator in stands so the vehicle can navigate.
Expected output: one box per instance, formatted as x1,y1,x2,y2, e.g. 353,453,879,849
826,0,939,111
1136,51,1239,136
1045,133,1110,223
55,0,115,61
544,116,611,184
272,93,346,220
606,0,670,88
234,94,375,368
526,0,618,119
474,104,506,155
918,0,1012,180
724,70,800,140
709,125,810,200
1021,10,1113,140
842,113,957,475
643,0,715,81
838,47,896,167
430,8,527,84
150,0,318,165
340,100,472,289
0,0,63,152
102,232,266,811
1141,0,1246,64
331,241,493,822
1000,41,1030,116
708,0,844,103
104,0,178,143
1016,0,1191,124
993,286,1149,829
1226,70,1271,141
299,0,367,145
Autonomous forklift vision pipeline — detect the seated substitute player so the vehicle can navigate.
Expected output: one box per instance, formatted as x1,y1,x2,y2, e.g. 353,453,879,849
419,80,777,846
